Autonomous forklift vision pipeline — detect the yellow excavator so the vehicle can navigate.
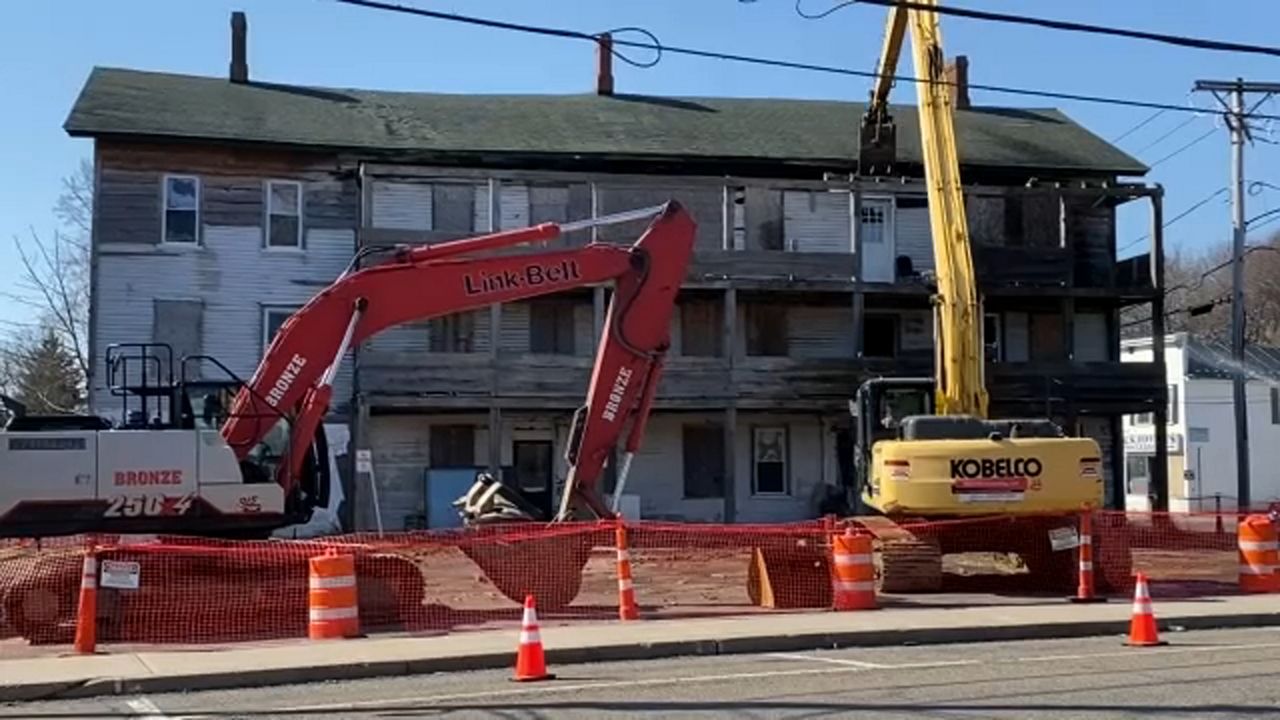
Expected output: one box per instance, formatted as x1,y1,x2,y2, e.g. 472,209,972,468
846,1,1112,592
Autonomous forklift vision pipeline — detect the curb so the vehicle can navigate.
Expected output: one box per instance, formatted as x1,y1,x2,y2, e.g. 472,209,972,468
6,610,1280,703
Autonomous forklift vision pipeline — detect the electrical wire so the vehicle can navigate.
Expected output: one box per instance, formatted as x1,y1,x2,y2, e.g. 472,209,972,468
1118,186,1228,255
328,0,1280,122
1133,114,1204,156
1111,109,1167,145
1147,127,1218,169
799,0,1280,59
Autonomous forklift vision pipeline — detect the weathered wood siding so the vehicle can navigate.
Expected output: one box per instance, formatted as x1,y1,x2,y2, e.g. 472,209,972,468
595,182,724,250
90,140,357,420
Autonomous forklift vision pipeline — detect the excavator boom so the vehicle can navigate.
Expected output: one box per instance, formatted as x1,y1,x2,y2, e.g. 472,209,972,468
222,202,697,520
863,0,987,418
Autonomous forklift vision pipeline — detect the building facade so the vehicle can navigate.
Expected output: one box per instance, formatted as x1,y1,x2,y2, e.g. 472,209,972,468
65,14,1168,531
1122,332,1280,512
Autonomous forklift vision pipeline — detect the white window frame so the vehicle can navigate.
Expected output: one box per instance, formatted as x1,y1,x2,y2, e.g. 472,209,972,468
261,305,301,355
264,179,304,250
161,174,201,245
751,425,791,497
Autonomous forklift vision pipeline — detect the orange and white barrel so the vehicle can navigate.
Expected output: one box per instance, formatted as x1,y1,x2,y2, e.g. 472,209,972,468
1238,514,1279,593
831,528,877,611
308,548,359,639
616,522,639,621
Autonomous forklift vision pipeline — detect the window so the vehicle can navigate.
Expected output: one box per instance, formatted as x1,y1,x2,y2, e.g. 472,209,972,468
1167,384,1179,425
984,313,1001,363
859,203,887,246
752,426,789,495
1271,387,1279,425
266,180,303,249
680,300,723,357
529,300,576,354
863,314,897,358
745,303,788,356
682,423,725,499
429,312,476,353
163,175,199,244
430,425,475,467
261,306,299,354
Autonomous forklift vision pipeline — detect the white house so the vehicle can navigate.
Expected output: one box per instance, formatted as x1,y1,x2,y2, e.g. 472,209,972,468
1121,331,1280,512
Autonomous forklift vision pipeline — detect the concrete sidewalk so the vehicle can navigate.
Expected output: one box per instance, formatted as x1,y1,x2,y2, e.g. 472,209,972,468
3,594,1279,703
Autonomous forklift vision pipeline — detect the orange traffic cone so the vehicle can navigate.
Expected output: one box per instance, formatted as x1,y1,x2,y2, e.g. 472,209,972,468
1125,572,1167,647
512,594,555,682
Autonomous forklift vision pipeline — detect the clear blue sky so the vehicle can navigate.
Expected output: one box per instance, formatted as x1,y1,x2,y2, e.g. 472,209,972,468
3,0,1280,335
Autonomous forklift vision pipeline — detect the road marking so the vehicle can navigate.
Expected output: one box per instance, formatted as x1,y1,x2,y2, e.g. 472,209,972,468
125,697,169,720
283,666,864,712
767,652,889,668
766,652,978,670
1019,639,1280,664
186,635,1280,716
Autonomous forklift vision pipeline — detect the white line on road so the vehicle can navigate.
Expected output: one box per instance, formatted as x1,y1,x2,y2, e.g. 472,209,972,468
1019,639,1280,664
182,636,1280,716
767,652,890,668
765,652,979,670
125,697,169,720
283,666,863,713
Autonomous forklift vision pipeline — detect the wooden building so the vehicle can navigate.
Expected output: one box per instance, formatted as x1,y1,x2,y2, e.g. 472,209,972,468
64,14,1168,529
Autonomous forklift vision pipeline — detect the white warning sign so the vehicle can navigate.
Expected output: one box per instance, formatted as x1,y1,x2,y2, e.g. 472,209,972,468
100,560,141,590
1048,526,1081,552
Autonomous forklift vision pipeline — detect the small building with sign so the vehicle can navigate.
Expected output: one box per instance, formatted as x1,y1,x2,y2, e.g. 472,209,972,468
1121,332,1280,512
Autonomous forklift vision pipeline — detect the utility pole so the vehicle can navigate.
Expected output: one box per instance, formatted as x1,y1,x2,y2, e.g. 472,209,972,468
1193,79,1280,513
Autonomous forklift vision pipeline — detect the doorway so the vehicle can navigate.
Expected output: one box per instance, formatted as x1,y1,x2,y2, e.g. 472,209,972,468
512,440,554,519
858,198,895,283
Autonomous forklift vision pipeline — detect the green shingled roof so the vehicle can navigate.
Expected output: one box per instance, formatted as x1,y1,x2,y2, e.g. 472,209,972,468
64,66,1147,176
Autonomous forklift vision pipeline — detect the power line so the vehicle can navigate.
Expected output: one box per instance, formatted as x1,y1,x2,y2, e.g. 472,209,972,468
1147,127,1218,169
1133,114,1204,155
329,0,1280,122
1111,108,1167,145
802,0,1280,59
1118,186,1228,254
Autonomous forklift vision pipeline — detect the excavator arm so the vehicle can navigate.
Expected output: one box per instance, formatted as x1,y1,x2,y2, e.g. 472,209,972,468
221,201,697,520
862,0,988,418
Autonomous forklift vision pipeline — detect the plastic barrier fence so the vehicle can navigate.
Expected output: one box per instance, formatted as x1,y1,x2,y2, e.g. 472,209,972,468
0,509,1272,649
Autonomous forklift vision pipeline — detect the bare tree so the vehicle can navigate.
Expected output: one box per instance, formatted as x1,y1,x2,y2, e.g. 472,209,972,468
4,158,93,388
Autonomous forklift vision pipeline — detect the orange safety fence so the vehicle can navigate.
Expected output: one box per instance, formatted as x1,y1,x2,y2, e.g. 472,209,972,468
0,509,1276,651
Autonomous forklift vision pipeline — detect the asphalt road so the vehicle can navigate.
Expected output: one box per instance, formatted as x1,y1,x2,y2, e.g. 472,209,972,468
6,627,1280,719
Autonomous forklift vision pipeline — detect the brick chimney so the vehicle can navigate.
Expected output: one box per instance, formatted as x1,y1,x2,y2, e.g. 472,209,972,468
596,33,614,96
945,54,970,110
230,11,249,84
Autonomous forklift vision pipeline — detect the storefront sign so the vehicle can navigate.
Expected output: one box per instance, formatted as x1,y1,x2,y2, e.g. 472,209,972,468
1124,431,1183,455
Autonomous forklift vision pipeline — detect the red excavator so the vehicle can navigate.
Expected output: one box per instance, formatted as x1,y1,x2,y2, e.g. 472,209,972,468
0,202,696,640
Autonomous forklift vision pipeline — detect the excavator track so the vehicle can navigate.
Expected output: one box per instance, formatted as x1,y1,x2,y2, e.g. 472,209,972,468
858,516,943,593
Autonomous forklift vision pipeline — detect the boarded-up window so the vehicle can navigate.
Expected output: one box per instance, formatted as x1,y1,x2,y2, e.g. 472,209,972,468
681,301,723,357
163,175,199,244
745,303,788,356
863,315,898,358
752,425,789,495
153,299,204,382
1029,313,1064,361
429,312,476,353
682,423,725,499
430,425,475,467
432,184,475,234
266,180,303,249
530,300,576,355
